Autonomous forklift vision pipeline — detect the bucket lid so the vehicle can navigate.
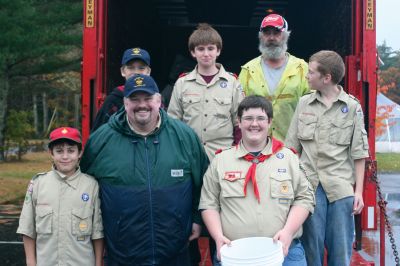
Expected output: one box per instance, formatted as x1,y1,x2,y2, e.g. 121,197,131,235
220,237,283,260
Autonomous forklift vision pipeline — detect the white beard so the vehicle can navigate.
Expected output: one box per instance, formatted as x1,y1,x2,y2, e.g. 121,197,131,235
259,41,287,60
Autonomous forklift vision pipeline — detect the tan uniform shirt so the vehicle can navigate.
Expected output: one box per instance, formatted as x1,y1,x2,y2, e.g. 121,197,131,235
199,139,314,241
168,64,244,160
17,168,103,266
285,87,369,202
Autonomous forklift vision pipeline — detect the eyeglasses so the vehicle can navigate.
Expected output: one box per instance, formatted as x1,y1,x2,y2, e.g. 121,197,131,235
241,116,269,123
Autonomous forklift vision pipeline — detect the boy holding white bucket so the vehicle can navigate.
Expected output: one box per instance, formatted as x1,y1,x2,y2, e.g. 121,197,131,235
199,95,315,265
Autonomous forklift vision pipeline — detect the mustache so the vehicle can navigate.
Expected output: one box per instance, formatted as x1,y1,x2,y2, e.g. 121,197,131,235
133,107,150,112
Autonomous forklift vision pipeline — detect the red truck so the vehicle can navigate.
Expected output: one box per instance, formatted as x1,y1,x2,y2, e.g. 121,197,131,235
81,0,382,264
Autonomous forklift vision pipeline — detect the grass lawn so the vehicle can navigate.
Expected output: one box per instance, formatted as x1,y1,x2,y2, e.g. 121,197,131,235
376,153,400,173
0,151,399,204
0,151,50,204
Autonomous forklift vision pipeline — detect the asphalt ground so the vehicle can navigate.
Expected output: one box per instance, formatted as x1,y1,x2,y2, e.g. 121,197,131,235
0,174,399,266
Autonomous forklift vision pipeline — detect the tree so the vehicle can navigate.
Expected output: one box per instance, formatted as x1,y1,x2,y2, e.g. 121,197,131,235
0,0,82,161
377,42,400,70
4,110,34,161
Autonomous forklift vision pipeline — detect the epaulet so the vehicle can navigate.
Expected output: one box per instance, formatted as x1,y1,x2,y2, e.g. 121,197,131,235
178,72,188,78
117,85,124,92
288,147,298,154
215,146,233,155
348,93,360,103
227,72,238,79
32,172,46,180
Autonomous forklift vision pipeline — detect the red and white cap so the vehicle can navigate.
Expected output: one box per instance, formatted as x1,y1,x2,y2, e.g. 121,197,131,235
49,127,82,145
260,14,288,32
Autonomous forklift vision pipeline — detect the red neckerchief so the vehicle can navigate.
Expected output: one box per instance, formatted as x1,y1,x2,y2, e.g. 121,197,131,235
242,138,284,203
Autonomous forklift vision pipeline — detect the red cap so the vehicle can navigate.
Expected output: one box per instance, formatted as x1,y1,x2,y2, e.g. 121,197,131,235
49,127,82,145
260,14,288,32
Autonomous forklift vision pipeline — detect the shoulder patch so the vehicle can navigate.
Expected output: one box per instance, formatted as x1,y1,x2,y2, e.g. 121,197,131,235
179,72,188,78
117,85,124,92
227,72,238,79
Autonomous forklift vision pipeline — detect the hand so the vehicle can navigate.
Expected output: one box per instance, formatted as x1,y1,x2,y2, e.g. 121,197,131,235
188,223,202,241
216,235,231,261
273,229,293,256
353,192,364,215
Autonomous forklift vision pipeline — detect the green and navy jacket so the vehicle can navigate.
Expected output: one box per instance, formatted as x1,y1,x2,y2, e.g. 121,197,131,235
81,108,209,265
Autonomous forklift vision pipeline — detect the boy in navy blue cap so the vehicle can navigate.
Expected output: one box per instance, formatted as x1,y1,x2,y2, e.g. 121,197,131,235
92,47,151,132
81,74,209,265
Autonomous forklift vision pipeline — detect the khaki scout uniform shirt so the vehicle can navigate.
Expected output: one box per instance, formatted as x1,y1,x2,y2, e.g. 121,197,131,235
285,87,369,202
199,139,314,241
168,64,244,160
17,168,103,266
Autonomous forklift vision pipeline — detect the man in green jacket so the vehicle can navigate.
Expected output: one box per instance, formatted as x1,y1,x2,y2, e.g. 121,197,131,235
81,74,209,265
239,14,309,141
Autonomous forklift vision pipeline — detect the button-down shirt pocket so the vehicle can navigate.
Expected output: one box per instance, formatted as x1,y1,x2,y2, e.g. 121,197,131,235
182,96,201,122
330,119,354,145
298,115,317,140
221,177,245,198
213,97,232,119
270,174,294,200
35,206,53,234
72,207,93,236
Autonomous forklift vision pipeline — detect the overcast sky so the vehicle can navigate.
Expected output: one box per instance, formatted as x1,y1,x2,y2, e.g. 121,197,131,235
377,0,400,51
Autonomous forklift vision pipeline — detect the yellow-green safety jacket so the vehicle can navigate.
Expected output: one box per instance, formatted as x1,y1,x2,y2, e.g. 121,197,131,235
239,53,309,141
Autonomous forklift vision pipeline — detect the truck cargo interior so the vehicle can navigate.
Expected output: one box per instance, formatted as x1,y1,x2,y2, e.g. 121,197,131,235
105,0,352,93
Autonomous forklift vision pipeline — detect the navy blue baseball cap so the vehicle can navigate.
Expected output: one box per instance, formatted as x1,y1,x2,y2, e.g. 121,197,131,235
124,74,159,97
121,48,151,66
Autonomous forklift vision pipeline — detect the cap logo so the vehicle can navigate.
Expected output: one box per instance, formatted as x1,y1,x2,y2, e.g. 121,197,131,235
134,77,145,87
265,16,280,22
132,48,141,55
61,128,68,134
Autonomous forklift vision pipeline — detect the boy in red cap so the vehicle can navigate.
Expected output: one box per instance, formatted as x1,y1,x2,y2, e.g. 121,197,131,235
17,127,104,266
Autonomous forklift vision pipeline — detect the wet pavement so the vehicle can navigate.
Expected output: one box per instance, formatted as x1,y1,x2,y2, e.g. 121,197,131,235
0,174,399,266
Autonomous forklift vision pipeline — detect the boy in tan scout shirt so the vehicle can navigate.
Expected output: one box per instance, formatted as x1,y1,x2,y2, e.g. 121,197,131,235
167,23,244,161
17,127,103,266
200,95,314,266
285,50,369,266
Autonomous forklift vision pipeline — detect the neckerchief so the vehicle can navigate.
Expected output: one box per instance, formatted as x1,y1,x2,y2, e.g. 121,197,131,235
242,138,284,203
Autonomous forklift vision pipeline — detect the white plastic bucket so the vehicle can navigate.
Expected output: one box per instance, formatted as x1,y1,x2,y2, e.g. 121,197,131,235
220,237,284,266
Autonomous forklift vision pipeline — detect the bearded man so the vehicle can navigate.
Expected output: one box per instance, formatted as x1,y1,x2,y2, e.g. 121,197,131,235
239,14,309,141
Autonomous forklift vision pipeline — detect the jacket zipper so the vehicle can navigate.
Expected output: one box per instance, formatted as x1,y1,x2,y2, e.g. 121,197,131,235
144,138,156,263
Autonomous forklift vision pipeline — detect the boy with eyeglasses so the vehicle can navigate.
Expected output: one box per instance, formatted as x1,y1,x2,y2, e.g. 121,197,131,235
92,47,151,132
199,95,314,266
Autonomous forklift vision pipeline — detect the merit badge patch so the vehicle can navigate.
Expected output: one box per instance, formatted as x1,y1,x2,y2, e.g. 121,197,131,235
223,171,241,182
220,81,227,88
341,106,349,113
81,193,89,202
79,221,88,232
276,153,284,159
280,182,289,194
171,169,184,177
